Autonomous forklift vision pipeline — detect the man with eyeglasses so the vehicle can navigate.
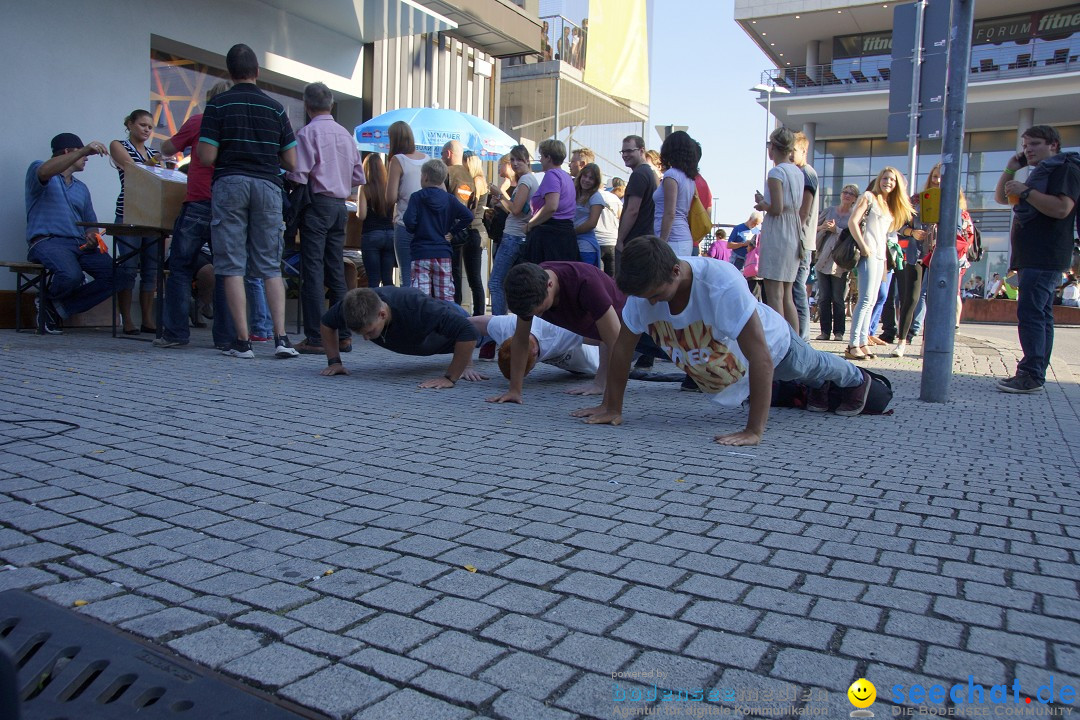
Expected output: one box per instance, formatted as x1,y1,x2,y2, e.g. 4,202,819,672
615,135,656,265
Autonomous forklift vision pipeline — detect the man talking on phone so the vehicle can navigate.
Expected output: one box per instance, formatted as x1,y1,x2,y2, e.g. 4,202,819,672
993,124,1080,394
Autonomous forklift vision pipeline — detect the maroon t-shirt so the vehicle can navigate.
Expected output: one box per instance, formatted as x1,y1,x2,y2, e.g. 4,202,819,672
539,261,626,342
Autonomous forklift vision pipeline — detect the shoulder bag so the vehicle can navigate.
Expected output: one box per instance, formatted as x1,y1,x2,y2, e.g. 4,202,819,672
832,203,871,271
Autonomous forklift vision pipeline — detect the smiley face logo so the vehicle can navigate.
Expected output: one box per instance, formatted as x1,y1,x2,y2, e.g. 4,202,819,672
848,678,876,709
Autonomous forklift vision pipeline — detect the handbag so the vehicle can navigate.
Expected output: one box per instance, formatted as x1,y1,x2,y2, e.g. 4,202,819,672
689,191,711,243
833,205,871,271
886,238,904,272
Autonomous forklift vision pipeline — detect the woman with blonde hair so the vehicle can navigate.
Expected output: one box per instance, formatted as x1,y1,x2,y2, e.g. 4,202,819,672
357,153,396,287
453,150,488,314
754,127,804,329
488,145,537,314
385,121,429,286
845,166,914,360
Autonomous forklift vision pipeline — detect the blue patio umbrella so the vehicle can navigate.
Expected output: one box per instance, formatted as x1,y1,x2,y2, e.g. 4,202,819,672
354,107,517,160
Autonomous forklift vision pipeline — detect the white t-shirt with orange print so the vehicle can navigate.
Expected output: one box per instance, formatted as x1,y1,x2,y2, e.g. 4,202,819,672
621,257,791,407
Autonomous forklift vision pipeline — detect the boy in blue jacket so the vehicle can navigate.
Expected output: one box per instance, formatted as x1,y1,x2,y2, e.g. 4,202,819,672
404,159,473,301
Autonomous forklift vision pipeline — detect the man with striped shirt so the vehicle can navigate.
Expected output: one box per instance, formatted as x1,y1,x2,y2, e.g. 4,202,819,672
198,43,299,359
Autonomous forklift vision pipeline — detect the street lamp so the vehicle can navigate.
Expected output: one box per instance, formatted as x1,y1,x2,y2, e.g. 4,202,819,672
751,82,791,178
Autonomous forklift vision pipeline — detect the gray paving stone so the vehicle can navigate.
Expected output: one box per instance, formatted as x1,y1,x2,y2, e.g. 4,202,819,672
235,610,305,637
34,577,123,606
551,571,626,602
119,607,214,640
359,580,439,613
222,642,330,688
409,630,507,675
680,600,760,633
285,627,363,659
413,668,500,707
167,625,265,669
483,583,561,614
611,612,697,652
556,672,651,718
543,597,627,635
684,629,769,669
352,689,472,720
418,596,502,631
285,596,374,632
233,581,319,612
76,593,165,623
840,628,920,669
489,691,576,720
922,646,1008,686
344,647,428,682
560,548,630,574
480,652,577,700
0,567,58,592
770,648,857,691
494,557,567,586
306,568,388,599
624,649,720,690
613,585,691,618
348,613,441,652
280,665,393,720
480,613,568,651
548,632,638,673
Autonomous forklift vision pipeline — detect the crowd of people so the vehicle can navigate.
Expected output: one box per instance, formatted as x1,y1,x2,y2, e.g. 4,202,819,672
23,38,1080,438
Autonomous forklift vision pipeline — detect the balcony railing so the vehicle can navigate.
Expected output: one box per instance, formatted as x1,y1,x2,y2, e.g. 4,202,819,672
504,14,588,70
762,43,1079,95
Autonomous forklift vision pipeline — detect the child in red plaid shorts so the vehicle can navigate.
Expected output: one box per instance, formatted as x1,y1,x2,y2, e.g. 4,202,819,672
404,159,473,301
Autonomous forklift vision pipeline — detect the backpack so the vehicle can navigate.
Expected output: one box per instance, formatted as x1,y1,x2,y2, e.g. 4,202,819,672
771,369,894,415
966,223,984,263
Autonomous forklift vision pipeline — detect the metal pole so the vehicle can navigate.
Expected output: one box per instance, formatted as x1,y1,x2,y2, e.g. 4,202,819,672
906,0,927,187
553,74,560,140
920,0,973,403
764,90,772,181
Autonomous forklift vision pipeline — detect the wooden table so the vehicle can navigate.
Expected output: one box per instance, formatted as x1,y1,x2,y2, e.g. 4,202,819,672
77,222,171,339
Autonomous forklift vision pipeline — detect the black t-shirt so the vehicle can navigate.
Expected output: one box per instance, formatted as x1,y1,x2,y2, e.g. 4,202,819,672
1013,159,1080,271
623,164,657,241
321,287,478,355
199,83,297,187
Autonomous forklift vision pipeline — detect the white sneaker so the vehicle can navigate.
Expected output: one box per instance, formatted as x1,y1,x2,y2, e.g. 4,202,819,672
274,336,300,358
892,344,906,358
223,340,255,359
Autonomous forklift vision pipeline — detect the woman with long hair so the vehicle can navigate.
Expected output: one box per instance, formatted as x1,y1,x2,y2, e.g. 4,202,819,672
653,130,699,257
890,162,939,357
522,139,579,264
385,121,428,287
453,151,488,314
357,153,396,287
754,127,803,329
110,109,161,334
573,162,605,267
845,166,914,360
488,145,537,314
814,183,859,341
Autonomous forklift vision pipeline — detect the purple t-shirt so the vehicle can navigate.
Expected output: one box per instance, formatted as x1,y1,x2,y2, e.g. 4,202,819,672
531,167,577,220
538,261,626,341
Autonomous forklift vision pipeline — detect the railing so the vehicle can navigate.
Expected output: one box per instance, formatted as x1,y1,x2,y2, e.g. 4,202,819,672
762,43,1079,95
504,15,589,70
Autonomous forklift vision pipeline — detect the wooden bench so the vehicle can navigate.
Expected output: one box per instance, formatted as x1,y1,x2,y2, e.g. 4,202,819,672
1,261,51,333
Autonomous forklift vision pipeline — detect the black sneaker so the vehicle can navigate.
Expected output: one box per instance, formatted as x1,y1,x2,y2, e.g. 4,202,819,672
274,335,299,358
996,374,1018,387
998,374,1043,394
635,354,655,370
478,340,497,361
807,383,830,412
222,340,254,359
836,369,872,416
680,375,700,392
34,296,63,335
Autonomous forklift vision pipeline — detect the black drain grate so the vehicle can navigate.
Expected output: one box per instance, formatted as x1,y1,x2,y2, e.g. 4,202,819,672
0,590,328,720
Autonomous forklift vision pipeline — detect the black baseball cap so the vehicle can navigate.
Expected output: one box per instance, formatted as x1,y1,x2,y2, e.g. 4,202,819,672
51,133,84,156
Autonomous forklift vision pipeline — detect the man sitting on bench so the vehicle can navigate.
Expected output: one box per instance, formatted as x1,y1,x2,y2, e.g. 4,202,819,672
25,133,116,333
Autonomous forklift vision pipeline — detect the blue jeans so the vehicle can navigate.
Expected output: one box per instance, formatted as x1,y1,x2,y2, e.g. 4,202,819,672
490,233,525,315
910,270,929,337
394,223,413,287
362,227,396,288
869,270,894,339
213,277,272,346
580,250,599,268
849,257,885,347
1016,268,1060,385
776,325,863,389
27,236,115,318
113,213,160,291
792,248,811,340
162,200,211,343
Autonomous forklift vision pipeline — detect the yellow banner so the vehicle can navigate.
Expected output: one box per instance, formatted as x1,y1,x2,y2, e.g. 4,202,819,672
583,0,649,105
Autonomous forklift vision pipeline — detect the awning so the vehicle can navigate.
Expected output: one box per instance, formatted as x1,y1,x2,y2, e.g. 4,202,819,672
256,0,457,44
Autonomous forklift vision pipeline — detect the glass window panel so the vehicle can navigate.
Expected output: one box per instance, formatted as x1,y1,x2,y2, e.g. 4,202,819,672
969,130,1015,153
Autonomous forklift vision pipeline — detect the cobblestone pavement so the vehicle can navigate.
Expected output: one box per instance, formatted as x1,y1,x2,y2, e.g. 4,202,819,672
0,325,1077,719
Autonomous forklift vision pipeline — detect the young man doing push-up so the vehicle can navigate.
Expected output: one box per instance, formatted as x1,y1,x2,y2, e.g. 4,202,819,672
318,287,485,388
573,235,872,445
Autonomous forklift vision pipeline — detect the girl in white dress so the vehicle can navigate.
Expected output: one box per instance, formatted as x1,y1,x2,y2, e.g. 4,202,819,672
754,127,803,330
